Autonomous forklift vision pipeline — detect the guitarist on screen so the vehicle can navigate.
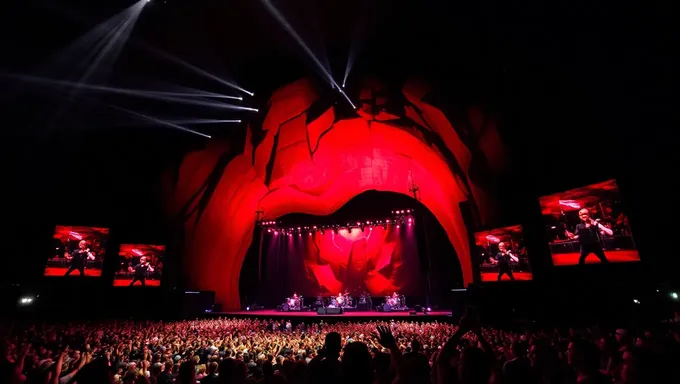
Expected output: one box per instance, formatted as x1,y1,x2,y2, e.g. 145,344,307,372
569,208,614,264
64,240,95,276
129,256,155,286
492,242,518,281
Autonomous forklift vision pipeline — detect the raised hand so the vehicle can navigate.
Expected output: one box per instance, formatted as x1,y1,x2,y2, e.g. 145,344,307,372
376,325,397,349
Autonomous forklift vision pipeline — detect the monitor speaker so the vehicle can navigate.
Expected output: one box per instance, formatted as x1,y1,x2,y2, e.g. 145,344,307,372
409,310,418,316
414,305,423,312
318,307,343,315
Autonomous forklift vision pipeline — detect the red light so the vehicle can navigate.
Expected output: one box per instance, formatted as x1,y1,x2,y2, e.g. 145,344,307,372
267,229,271,233
309,232,312,236
274,231,278,235
408,218,412,222
396,225,400,228
386,219,390,223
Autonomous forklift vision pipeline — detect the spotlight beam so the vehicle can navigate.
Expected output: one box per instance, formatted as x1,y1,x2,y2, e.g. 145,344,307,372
105,104,212,139
260,0,356,109
117,119,241,126
142,45,254,96
4,74,258,112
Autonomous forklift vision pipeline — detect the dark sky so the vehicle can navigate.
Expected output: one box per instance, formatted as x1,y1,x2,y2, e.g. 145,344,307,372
1,0,676,283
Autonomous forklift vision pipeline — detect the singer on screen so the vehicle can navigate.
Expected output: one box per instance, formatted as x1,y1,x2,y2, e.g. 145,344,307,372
571,208,614,264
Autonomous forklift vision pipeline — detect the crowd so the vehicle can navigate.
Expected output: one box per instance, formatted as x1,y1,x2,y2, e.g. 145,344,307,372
2,312,679,384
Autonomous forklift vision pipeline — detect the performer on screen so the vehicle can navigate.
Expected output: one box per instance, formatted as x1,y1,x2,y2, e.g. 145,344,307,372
494,242,518,281
64,240,95,276
571,208,614,264
130,256,154,286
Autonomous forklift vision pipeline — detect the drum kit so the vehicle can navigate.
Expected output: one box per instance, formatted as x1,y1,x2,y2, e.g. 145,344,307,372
283,295,302,311
384,295,406,309
329,291,353,308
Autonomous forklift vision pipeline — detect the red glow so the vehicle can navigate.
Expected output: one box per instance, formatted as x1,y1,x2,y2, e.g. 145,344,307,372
165,78,504,309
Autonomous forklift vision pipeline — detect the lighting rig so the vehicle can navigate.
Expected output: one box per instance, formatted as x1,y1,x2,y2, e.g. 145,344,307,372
257,209,415,236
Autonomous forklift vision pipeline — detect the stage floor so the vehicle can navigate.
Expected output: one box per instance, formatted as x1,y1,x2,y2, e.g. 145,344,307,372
551,249,640,266
44,267,102,277
212,309,451,319
113,279,161,287
481,271,533,282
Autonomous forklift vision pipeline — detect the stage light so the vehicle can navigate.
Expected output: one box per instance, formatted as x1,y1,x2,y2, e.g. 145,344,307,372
274,231,278,235
386,219,390,223
313,226,317,229
396,225,400,229
408,218,412,223
19,296,35,305
427,307,432,311
267,229,271,233
406,209,410,213
672,292,679,300
309,232,312,236
246,307,250,311
633,299,640,304
298,233,301,236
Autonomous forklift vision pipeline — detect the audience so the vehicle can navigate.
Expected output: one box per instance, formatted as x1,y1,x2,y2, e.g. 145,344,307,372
2,314,679,384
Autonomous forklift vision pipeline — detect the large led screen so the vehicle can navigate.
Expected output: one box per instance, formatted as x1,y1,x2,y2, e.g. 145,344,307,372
474,225,532,281
46,225,109,277
539,179,639,266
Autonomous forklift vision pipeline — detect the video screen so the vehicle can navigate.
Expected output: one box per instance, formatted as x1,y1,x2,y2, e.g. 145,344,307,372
474,225,532,282
539,179,639,266
114,244,165,287
263,222,422,299
46,225,109,277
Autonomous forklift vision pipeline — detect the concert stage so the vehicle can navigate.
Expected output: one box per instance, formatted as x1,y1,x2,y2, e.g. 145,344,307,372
113,279,161,287
208,309,451,321
481,272,533,282
552,250,640,266
44,267,102,277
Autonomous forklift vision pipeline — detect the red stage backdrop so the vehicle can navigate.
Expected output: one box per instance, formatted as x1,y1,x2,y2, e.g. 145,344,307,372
165,78,507,309
45,225,109,277
539,179,640,266
474,225,532,282
264,224,421,298
114,244,165,287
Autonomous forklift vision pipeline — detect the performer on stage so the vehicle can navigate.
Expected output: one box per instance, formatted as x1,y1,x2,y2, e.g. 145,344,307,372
494,242,518,281
130,256,154,286
64,240,95,276
571,208,614,264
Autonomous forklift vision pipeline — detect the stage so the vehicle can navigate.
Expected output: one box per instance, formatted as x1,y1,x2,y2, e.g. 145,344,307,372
208,309,452,321
551,250,640,266
44,267,102,277
113,279,161,287
481,272,533,282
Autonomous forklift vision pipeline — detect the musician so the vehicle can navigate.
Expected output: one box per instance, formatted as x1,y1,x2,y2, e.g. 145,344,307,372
392,292,399,299
571,208,614,264
130,256,154,286
494,242,518,281
64,240,95,276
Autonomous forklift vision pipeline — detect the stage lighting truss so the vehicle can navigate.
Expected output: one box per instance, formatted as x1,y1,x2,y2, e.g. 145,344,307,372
262,209,415,235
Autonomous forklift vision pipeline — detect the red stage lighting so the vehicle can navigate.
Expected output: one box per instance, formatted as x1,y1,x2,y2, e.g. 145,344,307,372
165,77,506,308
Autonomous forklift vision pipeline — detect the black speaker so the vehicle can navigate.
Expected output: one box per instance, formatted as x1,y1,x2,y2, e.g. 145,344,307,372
409,310,417,316
414,305,423,313
318,307,343,315
327,307,343,315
